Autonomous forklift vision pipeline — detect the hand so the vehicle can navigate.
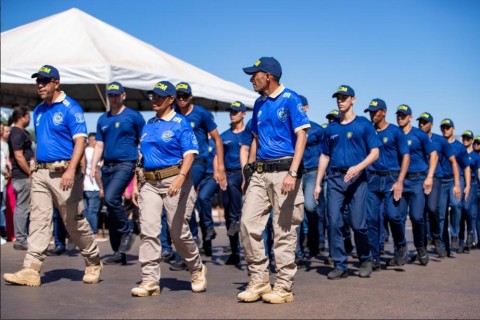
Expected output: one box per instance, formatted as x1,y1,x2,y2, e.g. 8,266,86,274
132,187,139,207
167,175,185,197
215,170,228,191
391,180,404,201
453,184,461,201
423,176,433,195
89,166,96,184
281,173,297,194
61,168,75,191
99,188,104,200
314,184,322,204
344,165,361,183
464,185,471,201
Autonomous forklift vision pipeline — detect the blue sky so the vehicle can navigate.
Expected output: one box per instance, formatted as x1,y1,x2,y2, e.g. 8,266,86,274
1,0,479,135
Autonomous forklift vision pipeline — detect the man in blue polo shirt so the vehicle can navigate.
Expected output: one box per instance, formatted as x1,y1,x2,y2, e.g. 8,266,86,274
438,118,471,255
417,112,460,257
3,65,102,286
237,57,310,304
90,81,145,265
473,136,480,248
396,105,438,265
364,98,410,270
314,85,381,280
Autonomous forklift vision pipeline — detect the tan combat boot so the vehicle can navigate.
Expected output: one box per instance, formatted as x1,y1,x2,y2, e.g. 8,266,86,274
131,281,160,297
83,262,103,284
191,264,207,292
3,267,41,287
262,285,294,304
237,280,271,302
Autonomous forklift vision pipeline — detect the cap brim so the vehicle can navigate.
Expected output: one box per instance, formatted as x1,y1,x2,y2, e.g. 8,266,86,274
364,107,379,113
31,73,40,78
243,66,260,75
416,117,432,122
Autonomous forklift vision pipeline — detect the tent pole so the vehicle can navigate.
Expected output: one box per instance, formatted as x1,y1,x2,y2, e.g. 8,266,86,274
94,84,108,111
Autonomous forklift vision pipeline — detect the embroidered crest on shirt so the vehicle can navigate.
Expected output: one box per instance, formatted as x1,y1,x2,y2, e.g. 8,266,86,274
162,130,174,142
75,113,85,123
53,112,63,125
383,137,389,144
115,122,120,128
277,108,288,122
347,132,353,139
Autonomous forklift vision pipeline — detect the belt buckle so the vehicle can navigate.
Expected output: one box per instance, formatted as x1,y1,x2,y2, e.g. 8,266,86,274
155,171,162,180
256,161,264,173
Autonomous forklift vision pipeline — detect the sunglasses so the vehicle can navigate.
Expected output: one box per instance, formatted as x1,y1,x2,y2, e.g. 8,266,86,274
36,77,54,85
440,126,452,130
176,93,190,100
229,110,240,115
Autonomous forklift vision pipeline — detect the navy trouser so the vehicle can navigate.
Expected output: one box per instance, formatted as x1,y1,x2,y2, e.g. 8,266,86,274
101,161,135,252
400,175,426,249
52,208,67,249
476,187,480,244
460,181,477,245
83,190,101,234
424,177,442,244
367,173,406,260
439,177,465,253
297,170,321,256
318,179,327,245
197,174,219,234
327,171,370,272
223,170,243,255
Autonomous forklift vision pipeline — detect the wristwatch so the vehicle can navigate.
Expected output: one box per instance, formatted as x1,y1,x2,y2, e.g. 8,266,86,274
288,170,298,178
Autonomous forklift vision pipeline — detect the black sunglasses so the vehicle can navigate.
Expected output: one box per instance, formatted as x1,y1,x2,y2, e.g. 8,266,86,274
36,77,53,85
176,93,190,100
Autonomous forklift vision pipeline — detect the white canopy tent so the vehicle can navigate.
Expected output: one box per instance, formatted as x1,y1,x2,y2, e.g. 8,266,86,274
1,8,257,112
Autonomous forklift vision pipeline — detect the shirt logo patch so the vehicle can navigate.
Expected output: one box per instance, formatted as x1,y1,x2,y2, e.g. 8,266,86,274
63,99,70,107
297,103,306,116
277,108,288,122
115,122,120,128
101,126,108,132
190,122,195,128
53,112,63,125
35,114,42,126
407,140,412,146
383,137,389,144
347,132,353,139
75,113,85,123
162,130,174,142
191,133,198,145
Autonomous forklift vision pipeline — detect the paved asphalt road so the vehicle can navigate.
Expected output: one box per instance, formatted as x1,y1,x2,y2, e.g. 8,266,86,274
1,223,479,319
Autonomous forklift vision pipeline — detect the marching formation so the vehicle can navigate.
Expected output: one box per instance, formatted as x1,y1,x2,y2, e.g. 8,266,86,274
1,58,479,305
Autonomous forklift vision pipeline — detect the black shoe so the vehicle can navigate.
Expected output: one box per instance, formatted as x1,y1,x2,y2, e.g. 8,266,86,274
372,259,381,271
466,233,474,249
225,253,240,265
344,239,354,255
46,246,66,256
160,251,175,263
379,248,385,256
102,252,127,265
319,242,326,252
13,242,28,250
457,245,465,254
118,231,135,253
327,268,348,280
416,247,429,265
227,221,240,237
359,260,373,278
295,255,306,269
169,260,188,271
324,256,334,265
394,245,408,266
204,228,217,241
451,236,459,251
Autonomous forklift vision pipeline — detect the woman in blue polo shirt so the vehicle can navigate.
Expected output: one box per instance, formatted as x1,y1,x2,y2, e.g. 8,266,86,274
130,81,206,297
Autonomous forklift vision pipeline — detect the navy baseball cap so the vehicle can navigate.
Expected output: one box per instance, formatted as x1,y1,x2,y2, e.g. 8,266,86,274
147,81,176,98
332,85,355,98
31,65,60,80
176,82,192,95
396,104,412,115
474,135,480,143
364,98,387,113
461,130,474,139
416,112,433,123
326,109,340,119
440,118,454,127
299,95,308,106
243,57,282,79
106,82,124,95
227,101,246,112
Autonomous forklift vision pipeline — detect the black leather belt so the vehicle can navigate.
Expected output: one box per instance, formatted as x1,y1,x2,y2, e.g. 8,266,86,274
255,159,294,173
406,172,426,179
302,167,318,174
104,160,136,167
226,169,242,172
330,168,348,174
442,175,453,179
370,170,400,176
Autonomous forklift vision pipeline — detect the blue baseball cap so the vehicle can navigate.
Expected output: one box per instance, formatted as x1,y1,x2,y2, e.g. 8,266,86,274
416,112,433,123
147,81,176,98
440,118,455,127
31,65,60,80
332,85,355,98
396,104,412,115
299,95,308,106
474,135,480,143
106,82,124,95
364,98,387,113
326,109,340,119
461,130,474,139
243,57,282,79
176,82,192,95
227,101,246,112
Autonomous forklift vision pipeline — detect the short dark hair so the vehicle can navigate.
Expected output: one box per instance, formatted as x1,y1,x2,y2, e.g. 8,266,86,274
11,105,30,123
88,132,96,138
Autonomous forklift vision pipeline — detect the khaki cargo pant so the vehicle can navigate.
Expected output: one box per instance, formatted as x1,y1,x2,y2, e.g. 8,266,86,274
240,171,304,290
137,175,201,282
24,169,100,271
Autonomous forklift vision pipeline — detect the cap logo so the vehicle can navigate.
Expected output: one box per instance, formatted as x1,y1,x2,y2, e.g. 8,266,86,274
254,60,261,67
155,82,168,91
332,110,339,115
337,86,348,93
232,101,241,107
398,105,408,111
441,119,451,125
39,66,51,74
108,84,120,91
370,101,378,107
176,83,189,90
464,130,472,135
420,112,430,118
